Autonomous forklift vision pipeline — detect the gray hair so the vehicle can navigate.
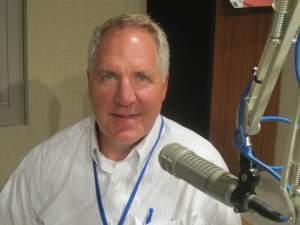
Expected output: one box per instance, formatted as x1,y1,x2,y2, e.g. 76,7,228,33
87,14,170,78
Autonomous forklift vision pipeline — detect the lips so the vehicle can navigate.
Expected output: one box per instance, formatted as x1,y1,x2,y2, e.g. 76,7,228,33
110,113,140,118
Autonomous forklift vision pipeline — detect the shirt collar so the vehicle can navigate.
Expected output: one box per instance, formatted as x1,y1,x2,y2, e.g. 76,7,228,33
90,116,100,165
90,115,164,170
133,115,163,168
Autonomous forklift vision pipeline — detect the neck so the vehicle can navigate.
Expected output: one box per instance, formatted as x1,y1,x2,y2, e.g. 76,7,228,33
94,124,141,161
100,142,133,161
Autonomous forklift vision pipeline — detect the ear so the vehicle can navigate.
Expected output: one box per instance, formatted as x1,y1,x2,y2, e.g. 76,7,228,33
87,70,92,97
87,69,91,80
162,74,169,101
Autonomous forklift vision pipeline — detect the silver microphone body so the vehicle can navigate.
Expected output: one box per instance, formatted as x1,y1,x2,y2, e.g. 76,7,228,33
159,143,239,207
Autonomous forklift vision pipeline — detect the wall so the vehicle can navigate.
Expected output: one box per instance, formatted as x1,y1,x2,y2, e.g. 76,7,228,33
0,0,146,189
274,46,298,166
147,1,215,139
210,1,278,175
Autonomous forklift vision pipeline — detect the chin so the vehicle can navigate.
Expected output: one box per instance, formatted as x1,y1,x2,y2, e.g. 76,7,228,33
113,131,145,146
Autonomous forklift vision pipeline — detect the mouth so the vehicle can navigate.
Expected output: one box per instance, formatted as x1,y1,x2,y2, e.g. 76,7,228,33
110,113,140,119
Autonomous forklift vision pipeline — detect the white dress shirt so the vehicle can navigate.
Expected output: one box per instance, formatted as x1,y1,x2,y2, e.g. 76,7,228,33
0,115,241,225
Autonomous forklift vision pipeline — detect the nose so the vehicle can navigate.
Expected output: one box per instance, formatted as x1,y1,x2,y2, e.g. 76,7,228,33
114,78,136,106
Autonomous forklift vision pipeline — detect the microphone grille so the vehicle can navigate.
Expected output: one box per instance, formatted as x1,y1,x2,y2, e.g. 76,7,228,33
159,143,225,190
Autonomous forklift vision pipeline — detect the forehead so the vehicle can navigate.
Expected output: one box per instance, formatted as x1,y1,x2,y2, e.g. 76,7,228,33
97,27,158,57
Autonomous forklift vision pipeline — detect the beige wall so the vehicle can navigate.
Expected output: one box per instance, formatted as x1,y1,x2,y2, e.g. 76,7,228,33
0,0,146,189
274,46,298,165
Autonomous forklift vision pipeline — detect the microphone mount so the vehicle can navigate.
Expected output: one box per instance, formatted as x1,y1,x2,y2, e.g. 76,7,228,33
231,136,288,222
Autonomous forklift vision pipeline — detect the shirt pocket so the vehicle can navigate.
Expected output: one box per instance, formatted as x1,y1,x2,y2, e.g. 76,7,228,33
131,216,182,225
147,220,183,225
139,220,185,225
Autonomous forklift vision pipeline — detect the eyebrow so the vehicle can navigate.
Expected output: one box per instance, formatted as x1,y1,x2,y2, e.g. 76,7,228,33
95,69,115,75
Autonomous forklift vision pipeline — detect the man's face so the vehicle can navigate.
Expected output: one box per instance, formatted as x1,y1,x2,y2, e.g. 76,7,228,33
88,27,168,150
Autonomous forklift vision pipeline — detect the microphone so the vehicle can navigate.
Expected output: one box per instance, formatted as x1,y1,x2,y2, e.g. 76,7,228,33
159,143,238,207
159,143,288,222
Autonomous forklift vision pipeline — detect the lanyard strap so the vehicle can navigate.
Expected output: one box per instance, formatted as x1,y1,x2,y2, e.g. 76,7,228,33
93,117,164,225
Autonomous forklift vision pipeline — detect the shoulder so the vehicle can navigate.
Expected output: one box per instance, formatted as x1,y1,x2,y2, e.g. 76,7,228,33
33,116,93,154
17,116,94,185
161,116,228,170
41,116,93,146
0,117,95,218
16,116,94,175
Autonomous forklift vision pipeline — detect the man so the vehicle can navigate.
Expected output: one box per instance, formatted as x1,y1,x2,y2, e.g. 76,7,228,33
0,14,241,225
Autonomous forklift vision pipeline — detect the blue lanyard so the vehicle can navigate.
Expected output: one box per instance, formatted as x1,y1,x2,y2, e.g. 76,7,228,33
93,118,164,225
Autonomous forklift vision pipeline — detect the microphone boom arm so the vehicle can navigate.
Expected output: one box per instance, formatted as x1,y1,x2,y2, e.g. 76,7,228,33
244,0,300,136
241,0,300,223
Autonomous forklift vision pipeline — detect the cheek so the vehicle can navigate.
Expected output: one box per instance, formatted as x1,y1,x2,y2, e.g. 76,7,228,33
138,89,165,110
89,86,114,109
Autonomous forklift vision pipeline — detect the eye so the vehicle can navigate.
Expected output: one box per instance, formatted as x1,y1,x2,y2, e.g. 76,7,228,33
135,72,151,82
99,71,116,82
